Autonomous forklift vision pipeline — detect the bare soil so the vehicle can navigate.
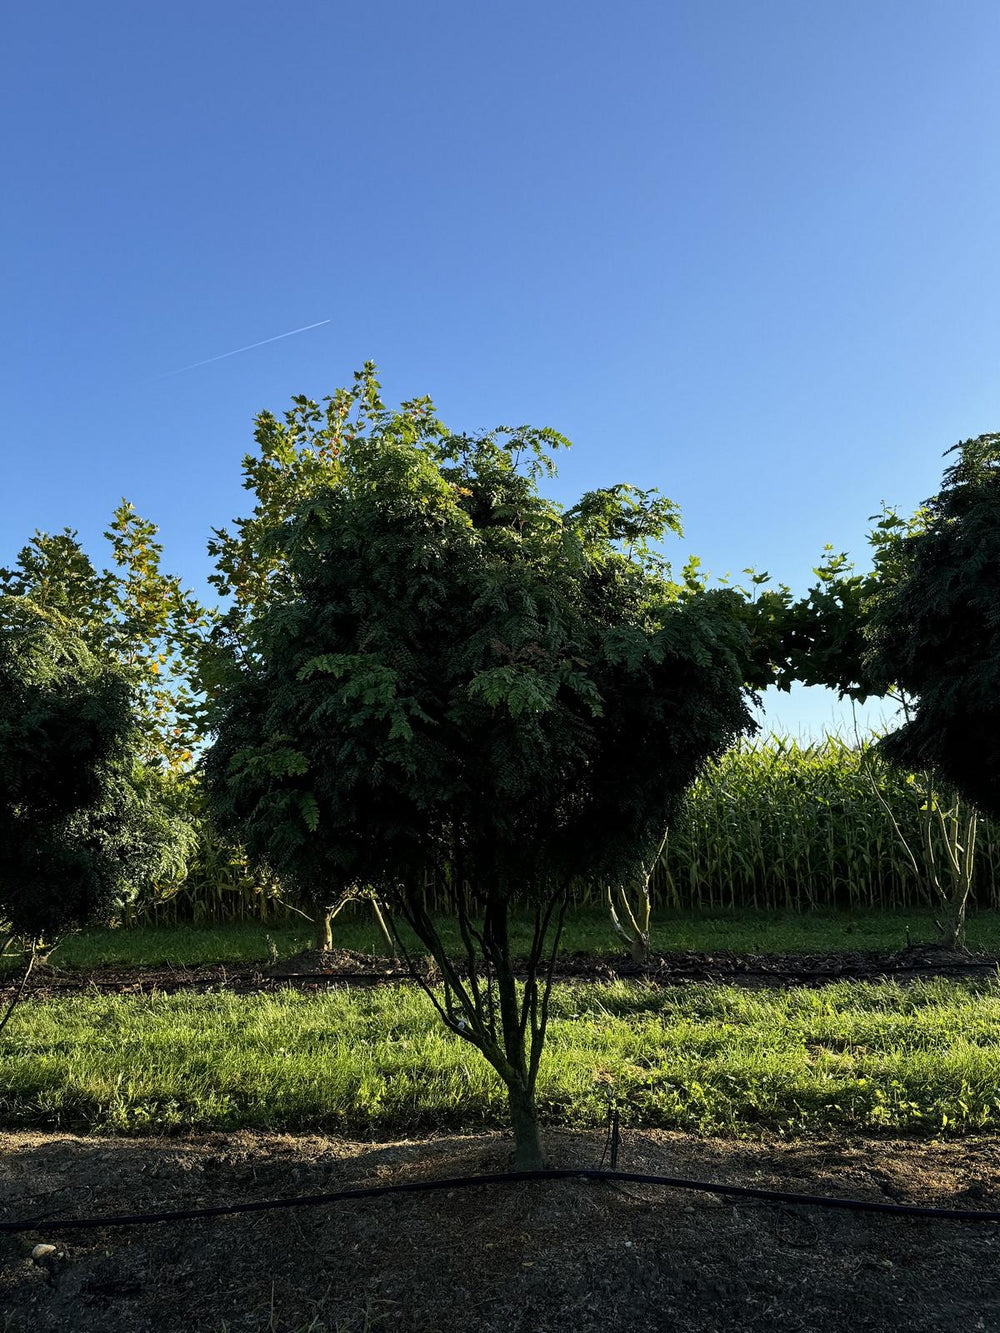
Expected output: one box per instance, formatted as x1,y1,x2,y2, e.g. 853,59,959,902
1,1128,999,1332
8,943,998,1002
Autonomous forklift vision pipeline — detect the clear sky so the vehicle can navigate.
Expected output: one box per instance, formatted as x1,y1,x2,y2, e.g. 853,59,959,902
3,1,998,737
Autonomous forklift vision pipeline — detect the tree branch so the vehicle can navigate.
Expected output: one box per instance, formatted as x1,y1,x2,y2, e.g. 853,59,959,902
0,942,36,1041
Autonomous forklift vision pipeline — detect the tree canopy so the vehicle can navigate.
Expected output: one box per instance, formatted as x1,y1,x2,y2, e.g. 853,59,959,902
205,403,759,917
865,435,1000,817
0,597,193,941
0,501,212,770
745,434,1000,826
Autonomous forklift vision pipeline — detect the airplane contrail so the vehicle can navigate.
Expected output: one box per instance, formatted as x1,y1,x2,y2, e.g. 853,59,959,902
159,319,332,376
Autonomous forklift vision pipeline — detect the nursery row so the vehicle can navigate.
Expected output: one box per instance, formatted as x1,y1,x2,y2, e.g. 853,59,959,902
128,736,999,925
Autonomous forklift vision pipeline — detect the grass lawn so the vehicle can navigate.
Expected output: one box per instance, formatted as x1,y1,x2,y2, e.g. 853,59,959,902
7,906,1000,973
3,976,1000,1138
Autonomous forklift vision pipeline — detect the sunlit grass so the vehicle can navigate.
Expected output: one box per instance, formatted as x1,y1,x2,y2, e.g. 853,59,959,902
4,977,1000,1137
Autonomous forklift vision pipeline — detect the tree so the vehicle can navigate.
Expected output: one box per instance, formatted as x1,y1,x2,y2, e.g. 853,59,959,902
0,501,213,771
204,377,760,1167
606,828,666,967
828,434,1000,950
865,436,1000,817
0,597,194,951
0,507,214,927
741,466,982,950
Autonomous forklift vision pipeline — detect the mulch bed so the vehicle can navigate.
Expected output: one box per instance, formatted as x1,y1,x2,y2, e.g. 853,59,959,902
1,1127,998,1332
5,943,997,1002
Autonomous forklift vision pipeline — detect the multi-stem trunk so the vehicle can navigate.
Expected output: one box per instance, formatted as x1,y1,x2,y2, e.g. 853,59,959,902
390,882,565,1173
919,787,977,953
858,745,977,953
491,906,547,1170
941,893,968,951
607,829,665,971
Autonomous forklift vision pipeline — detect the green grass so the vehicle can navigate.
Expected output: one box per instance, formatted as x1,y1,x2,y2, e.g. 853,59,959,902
9,907,1000,974
4,977,1000,1137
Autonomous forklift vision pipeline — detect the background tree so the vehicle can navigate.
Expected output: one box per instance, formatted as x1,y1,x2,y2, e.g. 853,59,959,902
0,505,212,924
204,380,760,1167
866,435,1000,815
835,434,1000,949
0,501,212,771
740,459,982,949
0,597,194,962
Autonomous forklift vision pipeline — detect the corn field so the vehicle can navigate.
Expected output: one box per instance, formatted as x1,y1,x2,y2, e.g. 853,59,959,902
131,736,1000,923
655,736,1000,912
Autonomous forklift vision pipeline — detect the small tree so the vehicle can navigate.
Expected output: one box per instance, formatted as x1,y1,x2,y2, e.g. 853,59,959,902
866,436,1000,820
738,498,981,948
204,377,759,1167
0,597,193,954
607,828,667,967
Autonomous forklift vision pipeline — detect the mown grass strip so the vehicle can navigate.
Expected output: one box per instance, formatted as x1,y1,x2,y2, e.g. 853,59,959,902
9,907,1000,974
3,978,1000,1137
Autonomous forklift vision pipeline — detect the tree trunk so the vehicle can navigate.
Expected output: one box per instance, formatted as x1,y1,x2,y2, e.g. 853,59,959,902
629,932,650,968
394,888,563,1174
507,1080,545,1170
488,900,549,1170
941,895,968,951
314,908,334,953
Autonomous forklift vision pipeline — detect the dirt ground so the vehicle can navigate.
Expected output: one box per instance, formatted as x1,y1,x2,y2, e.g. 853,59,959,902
9,941,998,1001
1,1128,999,1332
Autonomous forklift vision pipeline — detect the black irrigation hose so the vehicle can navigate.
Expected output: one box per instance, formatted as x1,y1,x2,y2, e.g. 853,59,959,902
4,1166,1000,1235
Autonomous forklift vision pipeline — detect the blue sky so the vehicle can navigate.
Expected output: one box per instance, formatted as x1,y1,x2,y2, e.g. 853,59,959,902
3,1,998,737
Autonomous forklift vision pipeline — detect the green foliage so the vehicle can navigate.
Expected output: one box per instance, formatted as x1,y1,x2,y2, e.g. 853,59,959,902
0,598,196,941
122,734,1000,925
720,447,991,943
203,363,447,669
866,435,1000,816
714,501,932,702
0,501,212,770
204,372,759,922
122,814,286,927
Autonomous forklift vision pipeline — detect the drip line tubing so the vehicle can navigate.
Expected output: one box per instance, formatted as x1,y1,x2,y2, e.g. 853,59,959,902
3,1165,1000,1235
